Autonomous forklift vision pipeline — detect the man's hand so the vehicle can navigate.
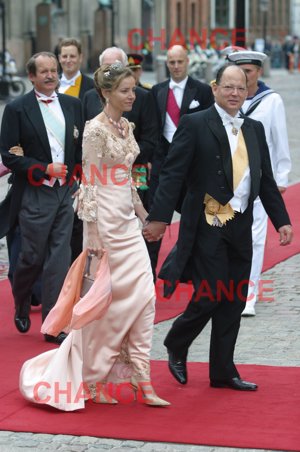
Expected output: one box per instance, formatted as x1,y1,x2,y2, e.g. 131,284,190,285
46,162,68,178
9,145,24,156
143,221,167,242
278,224,293,246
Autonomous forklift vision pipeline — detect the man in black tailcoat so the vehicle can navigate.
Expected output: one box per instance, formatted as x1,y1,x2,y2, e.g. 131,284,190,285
143,64,293,391
0,52,83,344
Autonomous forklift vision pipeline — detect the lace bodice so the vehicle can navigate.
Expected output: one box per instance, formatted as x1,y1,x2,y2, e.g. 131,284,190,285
81,117,140,169
77,118,144,248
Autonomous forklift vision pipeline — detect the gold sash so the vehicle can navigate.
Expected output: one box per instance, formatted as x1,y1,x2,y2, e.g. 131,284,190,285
64,74,82,98
204,130,249,227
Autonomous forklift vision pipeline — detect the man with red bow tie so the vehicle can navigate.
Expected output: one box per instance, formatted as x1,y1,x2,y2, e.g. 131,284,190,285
0,52,83,344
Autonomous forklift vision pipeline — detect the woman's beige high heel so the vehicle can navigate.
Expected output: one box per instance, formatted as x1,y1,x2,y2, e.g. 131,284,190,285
86,383,118,404
130,376,170,406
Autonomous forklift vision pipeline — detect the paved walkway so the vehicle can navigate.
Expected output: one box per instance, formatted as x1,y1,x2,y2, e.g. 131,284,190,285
0,69,299,451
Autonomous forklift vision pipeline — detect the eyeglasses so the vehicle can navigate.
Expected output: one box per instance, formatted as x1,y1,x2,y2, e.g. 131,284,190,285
218,85,247,94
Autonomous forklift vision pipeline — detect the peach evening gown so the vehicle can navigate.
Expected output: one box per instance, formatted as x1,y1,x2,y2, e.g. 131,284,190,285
19,118,157,411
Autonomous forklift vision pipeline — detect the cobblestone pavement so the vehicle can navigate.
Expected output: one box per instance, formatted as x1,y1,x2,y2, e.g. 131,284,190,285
0,69,299,451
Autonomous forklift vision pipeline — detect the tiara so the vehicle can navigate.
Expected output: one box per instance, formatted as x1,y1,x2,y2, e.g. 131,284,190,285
103,61,125,78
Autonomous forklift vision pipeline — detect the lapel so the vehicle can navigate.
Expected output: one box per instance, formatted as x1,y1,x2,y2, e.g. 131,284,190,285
23,90,52,160
78,74,85,100
58,94,73,163
156,81,169,126
240,119,261,197
180,77,197,115
206,106,233,189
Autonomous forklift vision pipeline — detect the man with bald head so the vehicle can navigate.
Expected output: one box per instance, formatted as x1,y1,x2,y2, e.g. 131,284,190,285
148,45,214,279
150,45,214,182
144,64,292,391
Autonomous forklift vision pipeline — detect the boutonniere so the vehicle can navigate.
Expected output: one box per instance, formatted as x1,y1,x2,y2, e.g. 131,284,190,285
73,125,79,139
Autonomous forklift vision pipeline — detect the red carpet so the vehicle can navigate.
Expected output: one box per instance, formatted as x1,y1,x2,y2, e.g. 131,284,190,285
154,183,300,323
0,185,299,447
0,297,300,449
1,276,300,449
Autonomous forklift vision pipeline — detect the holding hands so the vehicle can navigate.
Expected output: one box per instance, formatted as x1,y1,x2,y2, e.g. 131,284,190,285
143,221,167,242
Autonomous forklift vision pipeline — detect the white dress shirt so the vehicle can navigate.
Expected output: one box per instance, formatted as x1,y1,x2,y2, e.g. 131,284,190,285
163,76,188,143
58,70,81,94
35,90,66,186
215,103,250,213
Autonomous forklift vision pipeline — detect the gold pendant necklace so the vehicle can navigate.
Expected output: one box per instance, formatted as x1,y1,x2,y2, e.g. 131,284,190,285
104,109,126,138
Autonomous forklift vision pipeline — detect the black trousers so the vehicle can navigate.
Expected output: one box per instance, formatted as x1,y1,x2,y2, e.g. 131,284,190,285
6,225,41,303
164,206,253,381
13,183,73,321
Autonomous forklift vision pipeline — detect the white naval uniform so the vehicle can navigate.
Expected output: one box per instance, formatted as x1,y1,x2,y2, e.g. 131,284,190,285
242,89,291,314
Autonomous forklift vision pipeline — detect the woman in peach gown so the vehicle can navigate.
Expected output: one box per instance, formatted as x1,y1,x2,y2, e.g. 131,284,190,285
19,63,169,411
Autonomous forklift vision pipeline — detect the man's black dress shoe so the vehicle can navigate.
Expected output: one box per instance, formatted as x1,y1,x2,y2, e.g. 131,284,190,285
14,315,31,333
44,332,67,345
167,349,187,384
210,377,258,391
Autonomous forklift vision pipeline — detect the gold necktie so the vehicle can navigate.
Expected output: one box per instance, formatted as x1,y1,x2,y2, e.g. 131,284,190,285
232,130,249,191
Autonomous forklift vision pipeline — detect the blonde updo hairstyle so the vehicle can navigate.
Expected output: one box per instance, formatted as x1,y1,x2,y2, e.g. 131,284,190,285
94,62,134,104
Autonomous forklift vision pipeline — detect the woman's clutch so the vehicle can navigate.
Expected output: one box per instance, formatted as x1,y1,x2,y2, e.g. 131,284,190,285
80,253,97,297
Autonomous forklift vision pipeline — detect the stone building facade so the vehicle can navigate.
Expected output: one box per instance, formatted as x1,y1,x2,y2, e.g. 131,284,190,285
0,0,294,73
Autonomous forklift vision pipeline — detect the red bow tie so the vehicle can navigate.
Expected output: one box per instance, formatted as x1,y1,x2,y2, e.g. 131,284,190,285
35,93,55,104
40,98,54,104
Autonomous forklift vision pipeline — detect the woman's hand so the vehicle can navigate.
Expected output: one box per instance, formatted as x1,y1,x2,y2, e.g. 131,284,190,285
87,248,103,259
9,144,24,156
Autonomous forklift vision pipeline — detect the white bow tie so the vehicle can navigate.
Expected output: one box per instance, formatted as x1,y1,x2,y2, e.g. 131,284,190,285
169,81,183,90
61,74,76,86
222,114,244,130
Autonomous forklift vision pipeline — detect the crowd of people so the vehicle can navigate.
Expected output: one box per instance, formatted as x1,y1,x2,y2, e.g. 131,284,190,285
0,41,293,411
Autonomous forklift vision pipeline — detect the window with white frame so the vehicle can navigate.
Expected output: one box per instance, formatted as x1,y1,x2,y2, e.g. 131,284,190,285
215,0,229,27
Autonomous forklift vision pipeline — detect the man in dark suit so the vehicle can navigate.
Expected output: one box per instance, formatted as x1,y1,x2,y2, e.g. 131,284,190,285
82,46,158,208
143,64,293,391
58,38,94,101
148,44,214,279
0,52,83,344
